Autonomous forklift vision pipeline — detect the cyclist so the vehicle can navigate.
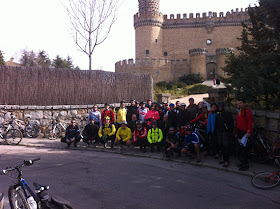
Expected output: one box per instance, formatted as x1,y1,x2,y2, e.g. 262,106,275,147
133,120,148,153
147,121,163,152
137,101,148,124
164,127,181,158
167,103,177,129
87,105,101,126
215,102,234,167
115,121,132,150
127,99,138,122
187,98,198,121
116,100,127,129
207,103,218,158
181,125,201,162
145,103,160,128
98,116,116,148
101,103,114,124
236,98,253,171
83,118,99,147
64,119,81,148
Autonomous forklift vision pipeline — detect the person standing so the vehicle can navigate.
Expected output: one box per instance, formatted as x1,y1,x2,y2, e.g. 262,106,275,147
127,99,138,122
236,98,253,171
206,103,218,157
101,103,114,124
88,105,101,126
116,100,127,129
215,102,234,167
187,98,198,121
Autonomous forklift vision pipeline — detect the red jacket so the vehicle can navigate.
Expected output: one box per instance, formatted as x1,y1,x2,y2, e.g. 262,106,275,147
145,110,160,126
133,127,147,142
101,109,114,124
236,108,253,134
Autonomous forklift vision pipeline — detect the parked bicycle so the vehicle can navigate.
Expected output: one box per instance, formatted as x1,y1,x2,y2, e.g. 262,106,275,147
10,114,41,138
248,128,280,163
0,158,73,209
251,158,280,189
44,117,68,140
0,122,23,145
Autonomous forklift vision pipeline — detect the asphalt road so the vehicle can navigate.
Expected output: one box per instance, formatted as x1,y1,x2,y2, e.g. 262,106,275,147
0,145,279,209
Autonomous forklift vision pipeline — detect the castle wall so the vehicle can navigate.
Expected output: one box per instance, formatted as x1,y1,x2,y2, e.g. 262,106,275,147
115,58,189,83
116,1,250,83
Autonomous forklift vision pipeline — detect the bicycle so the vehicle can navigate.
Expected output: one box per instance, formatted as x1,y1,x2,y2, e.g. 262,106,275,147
249,128,280,163
192,123,207,148
0,121,23,145
44,117,68,140
0,158,73,209
251,158,280,189
10,114,41,138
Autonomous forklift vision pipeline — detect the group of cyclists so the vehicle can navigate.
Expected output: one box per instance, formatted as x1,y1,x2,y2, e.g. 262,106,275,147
62,97,253,171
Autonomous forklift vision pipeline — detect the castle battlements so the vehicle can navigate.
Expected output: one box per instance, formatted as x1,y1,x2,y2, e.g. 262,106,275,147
134,7,250,29
115,58,189,68
163,8,248,21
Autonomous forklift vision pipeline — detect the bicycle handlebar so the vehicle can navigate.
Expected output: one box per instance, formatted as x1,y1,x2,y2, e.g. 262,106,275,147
1,158,41,175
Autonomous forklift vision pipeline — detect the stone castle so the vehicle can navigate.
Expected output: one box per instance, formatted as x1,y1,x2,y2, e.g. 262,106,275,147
115,0,250,83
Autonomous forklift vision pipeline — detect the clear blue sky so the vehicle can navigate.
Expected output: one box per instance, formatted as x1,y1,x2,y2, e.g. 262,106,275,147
0,0,258,71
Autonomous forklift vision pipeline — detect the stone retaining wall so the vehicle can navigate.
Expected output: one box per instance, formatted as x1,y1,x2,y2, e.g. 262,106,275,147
0,105,279,139
227,107,280,139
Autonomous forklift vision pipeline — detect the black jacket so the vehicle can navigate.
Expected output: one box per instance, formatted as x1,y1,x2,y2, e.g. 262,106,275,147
65,125,80,138
83,123,99,139
215,110,234,133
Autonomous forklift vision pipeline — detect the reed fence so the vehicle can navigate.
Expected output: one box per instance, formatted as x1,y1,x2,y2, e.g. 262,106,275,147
0,66,153,105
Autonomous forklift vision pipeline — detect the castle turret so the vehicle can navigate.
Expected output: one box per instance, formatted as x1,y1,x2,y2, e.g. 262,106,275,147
134,0,164,59
189,48,208,79
216,48,234,77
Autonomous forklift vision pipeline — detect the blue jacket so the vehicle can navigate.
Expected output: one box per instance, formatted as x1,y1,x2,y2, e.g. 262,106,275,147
207,111,217,134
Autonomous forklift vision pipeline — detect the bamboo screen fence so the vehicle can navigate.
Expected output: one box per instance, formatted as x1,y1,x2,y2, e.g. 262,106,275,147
0,66,153,105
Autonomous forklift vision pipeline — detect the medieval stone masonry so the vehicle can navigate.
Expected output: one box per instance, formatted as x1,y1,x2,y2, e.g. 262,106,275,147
115,0,250,83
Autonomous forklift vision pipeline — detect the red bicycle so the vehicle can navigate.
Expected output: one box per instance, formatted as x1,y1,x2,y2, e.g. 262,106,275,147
251,158,280,189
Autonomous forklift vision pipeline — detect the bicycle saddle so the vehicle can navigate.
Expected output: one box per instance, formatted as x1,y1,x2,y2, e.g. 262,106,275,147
33,182,50,193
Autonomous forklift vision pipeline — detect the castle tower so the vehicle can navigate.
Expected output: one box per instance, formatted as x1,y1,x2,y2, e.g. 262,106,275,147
189,48,208,79
216,48,234,77
134,0,164,59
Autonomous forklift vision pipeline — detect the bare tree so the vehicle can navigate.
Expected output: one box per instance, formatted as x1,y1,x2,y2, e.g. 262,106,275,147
64,0,121,70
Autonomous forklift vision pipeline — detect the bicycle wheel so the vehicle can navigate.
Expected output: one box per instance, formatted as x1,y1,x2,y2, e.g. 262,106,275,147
25,124,41,138
8,186,30,209
251,172,280,189
4,129,23,145
44,124,60,140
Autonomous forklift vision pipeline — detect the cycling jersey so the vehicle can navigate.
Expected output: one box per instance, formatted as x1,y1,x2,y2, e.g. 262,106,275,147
183,132,199,147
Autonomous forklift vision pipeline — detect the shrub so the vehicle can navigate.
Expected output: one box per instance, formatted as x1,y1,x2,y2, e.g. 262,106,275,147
187,85,211,95
179,74,203,85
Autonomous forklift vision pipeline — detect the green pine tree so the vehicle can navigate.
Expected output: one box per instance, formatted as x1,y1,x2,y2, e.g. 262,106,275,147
0,50,5,66
222,6,280,110
52,55,65,69
37,50,51,68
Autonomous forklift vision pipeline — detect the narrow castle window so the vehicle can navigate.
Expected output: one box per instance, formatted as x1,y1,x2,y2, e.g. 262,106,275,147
146,50,150,55
155,39,158,43
164,52,168,56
